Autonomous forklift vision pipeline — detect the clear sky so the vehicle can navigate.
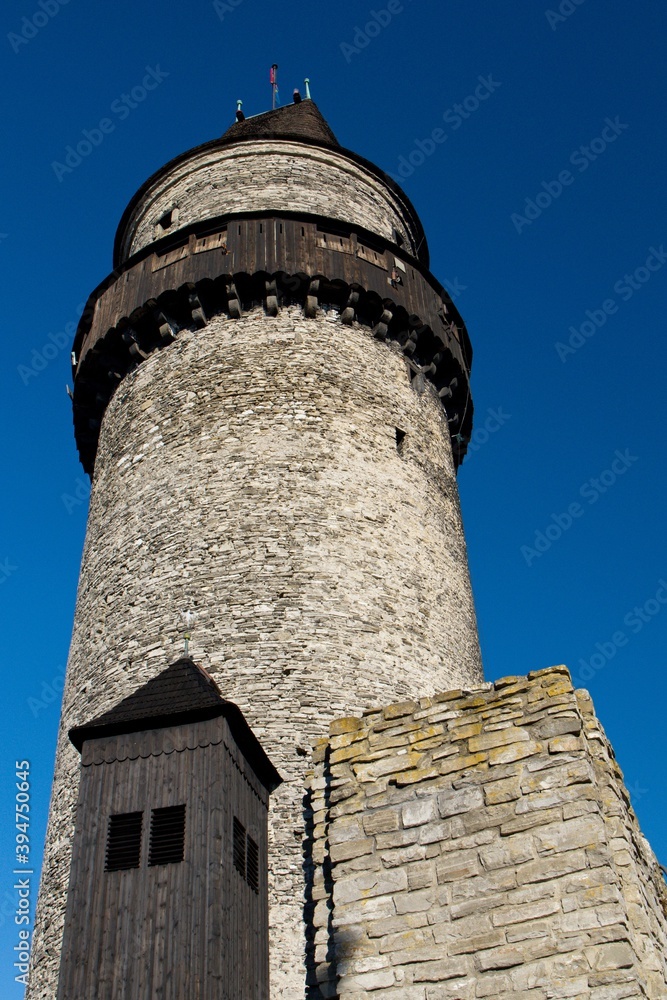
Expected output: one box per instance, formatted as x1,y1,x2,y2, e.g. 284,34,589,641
1,0,666,992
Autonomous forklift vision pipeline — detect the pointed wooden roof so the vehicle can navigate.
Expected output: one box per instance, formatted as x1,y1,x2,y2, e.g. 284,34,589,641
220,99,339,147
69,657,281,791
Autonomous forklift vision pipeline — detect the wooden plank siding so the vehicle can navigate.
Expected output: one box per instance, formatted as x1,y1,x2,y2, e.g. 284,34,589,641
76,214,466,367
71,213,474,474
57,717,270,999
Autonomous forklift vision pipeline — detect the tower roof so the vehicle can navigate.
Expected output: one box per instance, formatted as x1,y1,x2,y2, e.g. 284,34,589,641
69,656,282,790
220,99,339,147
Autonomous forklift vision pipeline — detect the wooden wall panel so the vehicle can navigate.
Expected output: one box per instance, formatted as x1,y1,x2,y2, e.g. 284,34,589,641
57,718,270,999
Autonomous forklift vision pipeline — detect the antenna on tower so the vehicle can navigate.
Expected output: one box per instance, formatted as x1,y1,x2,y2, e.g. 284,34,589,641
304,78,311,100
270,64,279,109
236,100,245,123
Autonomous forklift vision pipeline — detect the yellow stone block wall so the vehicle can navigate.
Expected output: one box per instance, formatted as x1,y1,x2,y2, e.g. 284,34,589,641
306,667,667,999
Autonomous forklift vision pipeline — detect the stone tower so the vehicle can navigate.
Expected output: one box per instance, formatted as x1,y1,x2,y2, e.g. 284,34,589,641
28,98,483,998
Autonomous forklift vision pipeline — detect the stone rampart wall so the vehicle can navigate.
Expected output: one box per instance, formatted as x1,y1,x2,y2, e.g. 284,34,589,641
306,667,667,998
578,689,667,997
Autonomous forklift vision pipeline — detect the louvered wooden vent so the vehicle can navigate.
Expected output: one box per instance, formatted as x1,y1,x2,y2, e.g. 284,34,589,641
149,805,186,866
233,816,259,893
233,816,246,877
246,834,259,893
105,812,142,871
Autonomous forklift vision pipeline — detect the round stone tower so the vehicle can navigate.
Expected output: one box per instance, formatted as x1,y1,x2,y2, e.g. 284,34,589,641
29,99,482,999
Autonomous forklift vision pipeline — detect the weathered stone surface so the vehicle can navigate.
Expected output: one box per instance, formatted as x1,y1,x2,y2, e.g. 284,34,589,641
468,727,531,752
483,774,522,805
306,668,667,998
437,786,484,817
532,715,583,740
403,797,439,829
363,810,401,836
121,140,423,261
29,304,483,1000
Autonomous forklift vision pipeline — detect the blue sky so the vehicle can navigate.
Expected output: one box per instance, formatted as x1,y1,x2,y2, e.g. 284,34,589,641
2,0,666,991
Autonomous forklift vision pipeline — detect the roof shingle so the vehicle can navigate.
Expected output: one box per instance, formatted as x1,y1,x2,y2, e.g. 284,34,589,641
221,99,339,147
68,657,282,790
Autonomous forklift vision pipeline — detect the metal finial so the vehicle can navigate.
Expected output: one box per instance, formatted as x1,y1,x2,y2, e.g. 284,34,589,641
181,610,197,656
236,99,243,111
304,78,311,100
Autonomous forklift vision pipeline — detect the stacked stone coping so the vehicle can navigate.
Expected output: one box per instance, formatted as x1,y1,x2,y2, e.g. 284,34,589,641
120,141,421,261
305,666,667,999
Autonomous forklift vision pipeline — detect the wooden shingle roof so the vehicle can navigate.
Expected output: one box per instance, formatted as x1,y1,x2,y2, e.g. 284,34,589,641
69,657,282,790
220,99,339,147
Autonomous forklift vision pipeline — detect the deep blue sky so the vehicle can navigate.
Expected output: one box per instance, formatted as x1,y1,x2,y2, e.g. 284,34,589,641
2,0,666,991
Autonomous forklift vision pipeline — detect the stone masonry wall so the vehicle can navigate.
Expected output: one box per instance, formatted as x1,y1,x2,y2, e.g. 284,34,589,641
577,688,667,997
306,667,667,998
28,308,482,1000
121,141,420,260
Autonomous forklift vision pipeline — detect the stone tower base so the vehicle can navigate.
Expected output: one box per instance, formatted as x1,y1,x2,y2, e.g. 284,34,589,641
306,667,667,998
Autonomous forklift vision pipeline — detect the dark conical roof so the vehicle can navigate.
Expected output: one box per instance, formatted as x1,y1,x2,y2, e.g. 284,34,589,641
221,99,339,147
69,657,281,790
72,657,224,735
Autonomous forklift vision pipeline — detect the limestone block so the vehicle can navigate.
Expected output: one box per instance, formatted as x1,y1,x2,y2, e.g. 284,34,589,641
403,797,439,829
437,786,484,817
363,810,401,836
305,667,667,998
468,727,531,753
335,867,408,905
483,774,522,805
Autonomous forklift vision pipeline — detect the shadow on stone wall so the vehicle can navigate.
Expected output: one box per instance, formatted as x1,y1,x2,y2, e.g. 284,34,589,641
303,744,339,998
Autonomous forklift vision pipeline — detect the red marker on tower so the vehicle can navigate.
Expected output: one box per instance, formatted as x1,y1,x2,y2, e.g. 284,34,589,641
270,63,279,109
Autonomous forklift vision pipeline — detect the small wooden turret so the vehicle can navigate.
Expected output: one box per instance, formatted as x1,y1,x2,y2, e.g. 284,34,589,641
57,657,281,999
